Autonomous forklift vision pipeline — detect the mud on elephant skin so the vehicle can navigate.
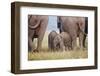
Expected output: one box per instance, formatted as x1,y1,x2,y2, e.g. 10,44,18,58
57,16,87,49
28,15,48,52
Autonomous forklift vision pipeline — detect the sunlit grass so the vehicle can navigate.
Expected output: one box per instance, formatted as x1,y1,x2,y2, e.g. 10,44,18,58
28,49,88,60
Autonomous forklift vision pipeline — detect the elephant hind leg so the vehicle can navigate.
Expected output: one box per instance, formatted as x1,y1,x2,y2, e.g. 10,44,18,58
35,23,47,52
72,37,77,50
79,33,84,49
83,34,87,48
48,36,52,51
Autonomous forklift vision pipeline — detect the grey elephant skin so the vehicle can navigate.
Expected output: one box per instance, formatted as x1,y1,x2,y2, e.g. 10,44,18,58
60,32,72,51
48,31,58,51
57,16,87,49
48,31,65,51
28,15,48,52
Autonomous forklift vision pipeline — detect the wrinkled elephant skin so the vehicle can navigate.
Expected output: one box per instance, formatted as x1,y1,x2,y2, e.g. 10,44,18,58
57,16,87,49
28,15,48,52
60,32,72,50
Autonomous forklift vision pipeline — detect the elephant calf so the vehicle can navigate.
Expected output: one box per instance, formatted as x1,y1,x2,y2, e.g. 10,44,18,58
48,31,58,51
48,31,72,51
53,34,65,51
48,30,65,51
60,32,72,50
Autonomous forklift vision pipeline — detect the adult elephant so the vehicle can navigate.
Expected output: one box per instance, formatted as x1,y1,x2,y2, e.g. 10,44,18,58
28,15,48,52
57,16,87,49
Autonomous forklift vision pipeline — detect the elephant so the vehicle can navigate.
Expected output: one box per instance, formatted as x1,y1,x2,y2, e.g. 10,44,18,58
53,34,65,51
57,16,87,49
28,15,48,52
60,32,72,51
48,31,72,51
48,31,58,51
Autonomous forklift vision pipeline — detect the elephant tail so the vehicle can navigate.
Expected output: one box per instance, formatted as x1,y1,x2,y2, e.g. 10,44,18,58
28,16,41,29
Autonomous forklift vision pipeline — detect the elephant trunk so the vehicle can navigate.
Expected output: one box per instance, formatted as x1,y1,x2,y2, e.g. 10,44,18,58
28,20,41,29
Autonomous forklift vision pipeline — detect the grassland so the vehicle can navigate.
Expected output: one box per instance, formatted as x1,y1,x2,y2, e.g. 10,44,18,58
28,32,88,60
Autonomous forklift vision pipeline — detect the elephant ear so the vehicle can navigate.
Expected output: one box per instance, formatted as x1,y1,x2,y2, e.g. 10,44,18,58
59,34,63,40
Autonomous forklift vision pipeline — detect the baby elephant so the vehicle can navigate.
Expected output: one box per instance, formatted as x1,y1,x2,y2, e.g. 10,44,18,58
48,31,65,51
53,34,65,51
60,32,72,51
48,31,72,51
48,31,58,51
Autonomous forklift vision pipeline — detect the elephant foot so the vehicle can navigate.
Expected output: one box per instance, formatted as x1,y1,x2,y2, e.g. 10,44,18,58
32,49,39,52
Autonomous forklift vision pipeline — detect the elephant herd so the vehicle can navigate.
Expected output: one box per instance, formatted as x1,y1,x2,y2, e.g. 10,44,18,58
48,31,72,51
28,15,88,52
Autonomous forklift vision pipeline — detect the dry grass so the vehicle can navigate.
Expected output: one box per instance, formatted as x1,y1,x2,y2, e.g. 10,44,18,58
28,32,88,60
28,50,88,60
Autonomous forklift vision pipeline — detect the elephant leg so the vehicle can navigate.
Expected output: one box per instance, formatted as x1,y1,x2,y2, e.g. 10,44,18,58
72,39,77,50
71,32,77,50
48,37,52,51
83,34,86,48
60,41,65,51
36,22,47,51
28,37,33,51
79,33,84,49
48,38,50,50
69,41,73,50
37,32,45,51
33,36,43,52
28,29,35,51
51,42,54,51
